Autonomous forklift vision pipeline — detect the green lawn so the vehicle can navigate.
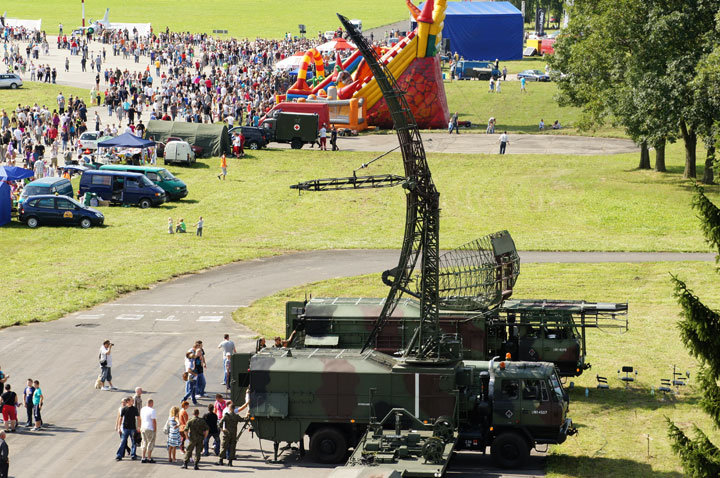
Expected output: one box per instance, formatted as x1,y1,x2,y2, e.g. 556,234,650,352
1,146,717,328
444,78,626,137
7,0,407,38
232,261,720,477
0,82,89,113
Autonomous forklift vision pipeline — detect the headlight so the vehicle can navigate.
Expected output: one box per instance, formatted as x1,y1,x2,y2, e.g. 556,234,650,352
175,186,180,190
96,212,103,217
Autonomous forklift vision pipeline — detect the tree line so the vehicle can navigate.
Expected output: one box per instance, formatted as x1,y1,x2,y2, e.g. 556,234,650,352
549,0,719,183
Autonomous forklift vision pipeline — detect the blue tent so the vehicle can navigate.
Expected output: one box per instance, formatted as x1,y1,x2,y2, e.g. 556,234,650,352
97,132,155,148
0,166,34,226
421,1,523,61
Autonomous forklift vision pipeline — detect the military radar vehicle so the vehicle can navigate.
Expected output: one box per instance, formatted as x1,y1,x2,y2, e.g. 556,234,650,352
232,14,576,474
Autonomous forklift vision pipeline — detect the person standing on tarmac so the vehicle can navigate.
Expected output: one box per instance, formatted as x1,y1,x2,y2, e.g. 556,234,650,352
183,409,208,470
217,401,243,466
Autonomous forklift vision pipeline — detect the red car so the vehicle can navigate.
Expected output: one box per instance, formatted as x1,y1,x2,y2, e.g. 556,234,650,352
156,137,204,158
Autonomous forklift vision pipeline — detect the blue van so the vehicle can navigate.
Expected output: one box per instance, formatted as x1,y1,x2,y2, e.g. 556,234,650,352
18,177,74,205
78,170,166,208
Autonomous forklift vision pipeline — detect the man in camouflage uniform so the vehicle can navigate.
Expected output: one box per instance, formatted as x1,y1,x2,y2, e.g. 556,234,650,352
183,408,209,470
217,400,244,466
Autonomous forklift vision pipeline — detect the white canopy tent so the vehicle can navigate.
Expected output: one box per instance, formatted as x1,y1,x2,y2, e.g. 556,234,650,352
108,22,152,36
273,55,305,72
4,18,42,30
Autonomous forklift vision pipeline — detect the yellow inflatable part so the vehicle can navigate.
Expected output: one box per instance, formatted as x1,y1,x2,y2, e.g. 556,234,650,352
417,22,430,58
430,0,447,37
356,36,419,109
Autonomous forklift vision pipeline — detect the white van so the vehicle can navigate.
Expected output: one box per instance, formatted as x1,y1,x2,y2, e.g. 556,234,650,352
164,141,196,166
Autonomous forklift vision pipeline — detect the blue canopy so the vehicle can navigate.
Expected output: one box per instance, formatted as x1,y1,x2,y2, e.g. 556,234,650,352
0,166,34,227
419,1,523,61
97,132,155,149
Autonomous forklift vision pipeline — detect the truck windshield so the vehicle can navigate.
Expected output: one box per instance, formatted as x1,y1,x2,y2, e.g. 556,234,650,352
22,186,44,197
140,176,155,187
549,373,565,401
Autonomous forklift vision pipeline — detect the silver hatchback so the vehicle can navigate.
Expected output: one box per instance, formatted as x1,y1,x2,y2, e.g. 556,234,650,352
0,73,23,89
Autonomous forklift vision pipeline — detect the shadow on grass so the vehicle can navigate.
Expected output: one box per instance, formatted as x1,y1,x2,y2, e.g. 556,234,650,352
549,454,683,478
569,387,697,410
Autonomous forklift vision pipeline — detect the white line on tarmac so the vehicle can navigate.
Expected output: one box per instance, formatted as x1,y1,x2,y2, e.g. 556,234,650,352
197,316,223,322
106,304,246,308
76,314,104,319
155,315,179,322
115,314,144,320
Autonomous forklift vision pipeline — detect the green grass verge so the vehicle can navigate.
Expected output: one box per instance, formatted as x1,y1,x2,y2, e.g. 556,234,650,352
232,261,720,477
0,81,89,113
444,78,625,137
7,1,407,38
2,147,717,328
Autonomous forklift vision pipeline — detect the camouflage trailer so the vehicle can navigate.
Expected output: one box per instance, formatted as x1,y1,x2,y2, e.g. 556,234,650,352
285,297,628,377
231,349,575,468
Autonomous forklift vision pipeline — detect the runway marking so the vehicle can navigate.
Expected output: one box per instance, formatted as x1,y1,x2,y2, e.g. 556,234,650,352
155,315,179,322
107,303,245,308
115,314,144,321
77,314,103,319
197,315,223,322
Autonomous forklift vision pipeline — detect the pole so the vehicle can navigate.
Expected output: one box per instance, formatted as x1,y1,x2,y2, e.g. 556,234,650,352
82,0,85,27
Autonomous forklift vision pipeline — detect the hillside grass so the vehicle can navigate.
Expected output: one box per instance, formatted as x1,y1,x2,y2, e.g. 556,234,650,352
231,261,720,477
1,146,717,328
0,81,89,113
6,0,407,38
444,78,626,137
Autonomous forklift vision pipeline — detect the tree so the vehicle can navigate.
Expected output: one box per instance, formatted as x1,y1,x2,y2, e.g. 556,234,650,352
551,0,720,175
668,185,720,477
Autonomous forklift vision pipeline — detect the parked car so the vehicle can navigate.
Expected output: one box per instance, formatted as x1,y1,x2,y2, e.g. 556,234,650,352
76,131,103,151
163,141,196,166
156,137,204,158
18,177,74,205
517,69,551,82
99,165,188,199
454,61,500,80
78,170,166,208
0,73,23,89
19,194,104,228
228,126,270,150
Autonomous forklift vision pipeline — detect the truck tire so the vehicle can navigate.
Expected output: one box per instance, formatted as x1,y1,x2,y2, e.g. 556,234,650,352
291,138,303,150
248,141,260,150
139,198,152,209
309,427,347,464
491,432,529,469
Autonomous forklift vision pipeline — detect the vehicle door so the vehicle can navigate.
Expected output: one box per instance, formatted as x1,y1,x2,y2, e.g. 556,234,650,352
493,378,521,427
89,173,113,200
111,176,125,202
35,197,60,224
123,177,142,203
520,379,558,438
56,197,80,226
145,171,160,186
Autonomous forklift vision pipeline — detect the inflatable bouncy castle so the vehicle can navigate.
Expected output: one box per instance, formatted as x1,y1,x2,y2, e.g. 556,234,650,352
284,0,450,130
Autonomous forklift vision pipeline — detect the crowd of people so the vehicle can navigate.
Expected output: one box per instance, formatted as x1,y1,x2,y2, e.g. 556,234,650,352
104,334,246,469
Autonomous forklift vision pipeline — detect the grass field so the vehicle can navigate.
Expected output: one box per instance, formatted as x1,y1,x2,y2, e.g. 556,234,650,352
6,0,407,38
232,261,720,477
1,146,717,328
0,82,89,113
444,77,625,137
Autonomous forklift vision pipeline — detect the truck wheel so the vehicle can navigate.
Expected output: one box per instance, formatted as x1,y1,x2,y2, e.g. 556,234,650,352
291,138,303,150
139,198,151,209
309,427,347,464
26,216,39,228
491,432,529,469
248,141,260,150
80,218,92,229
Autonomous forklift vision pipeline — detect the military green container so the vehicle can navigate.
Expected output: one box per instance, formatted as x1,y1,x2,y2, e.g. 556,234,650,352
232,349,574,468
261,111,319,149
285,297,628,377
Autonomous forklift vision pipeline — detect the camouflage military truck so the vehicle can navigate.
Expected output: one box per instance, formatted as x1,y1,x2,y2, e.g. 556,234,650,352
231,349,575,468
285,297,628,377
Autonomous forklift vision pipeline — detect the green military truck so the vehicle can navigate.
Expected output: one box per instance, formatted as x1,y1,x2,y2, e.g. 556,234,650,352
261,111,319,149
231,349,575,468
285,297,628,377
